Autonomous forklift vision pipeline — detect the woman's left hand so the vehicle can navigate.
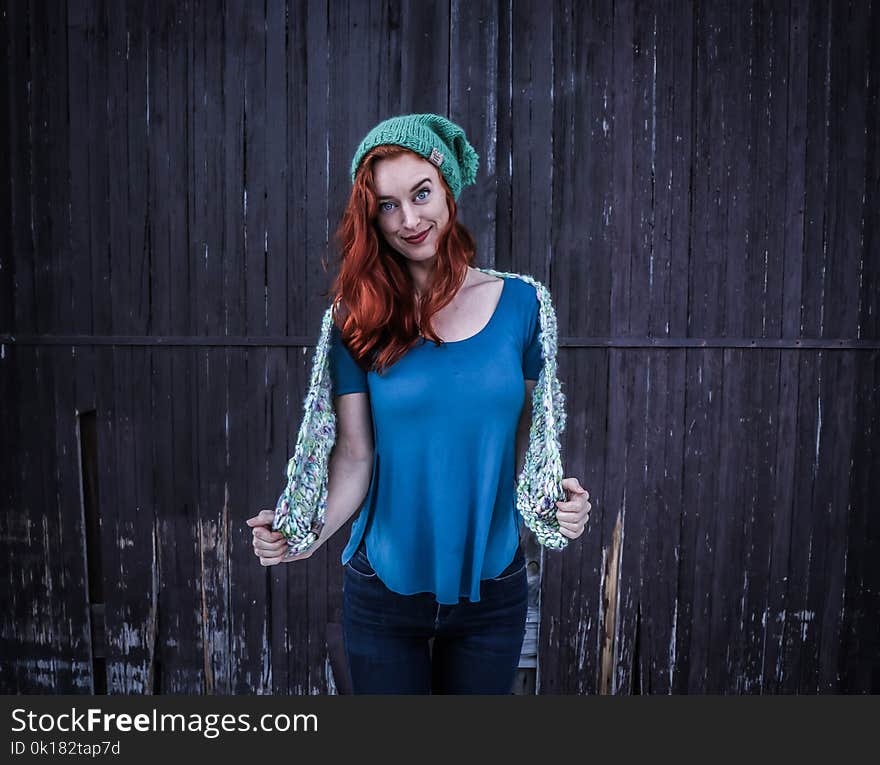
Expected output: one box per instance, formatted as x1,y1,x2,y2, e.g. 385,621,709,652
555,477,592,539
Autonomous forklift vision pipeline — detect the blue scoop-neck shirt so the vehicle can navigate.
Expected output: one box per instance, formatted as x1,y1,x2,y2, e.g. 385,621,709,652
329,275,543,604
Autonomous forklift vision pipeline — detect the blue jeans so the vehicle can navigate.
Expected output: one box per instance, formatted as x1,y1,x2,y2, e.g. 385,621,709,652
342,541,528,694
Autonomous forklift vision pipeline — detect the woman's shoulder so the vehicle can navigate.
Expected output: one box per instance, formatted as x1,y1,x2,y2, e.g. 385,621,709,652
475,268,543,295
470,271,542,328
492,271,543,311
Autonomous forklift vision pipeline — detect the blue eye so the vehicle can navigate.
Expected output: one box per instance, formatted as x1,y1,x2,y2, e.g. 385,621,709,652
379,201,395,213
416,188,430,200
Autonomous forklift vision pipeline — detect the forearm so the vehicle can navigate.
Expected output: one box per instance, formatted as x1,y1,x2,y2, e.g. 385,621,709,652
317,448,374,544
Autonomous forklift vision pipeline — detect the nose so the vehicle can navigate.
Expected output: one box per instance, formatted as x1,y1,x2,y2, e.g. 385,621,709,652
400,201,420,231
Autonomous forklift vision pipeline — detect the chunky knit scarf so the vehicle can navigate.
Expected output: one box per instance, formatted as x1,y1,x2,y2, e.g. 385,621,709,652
272,268,569,555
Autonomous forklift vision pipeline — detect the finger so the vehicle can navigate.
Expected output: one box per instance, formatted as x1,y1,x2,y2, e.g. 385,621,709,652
556,498,591,513
247,509,277,526
562,478,590,497
556,508,590,523
556,500,590,514
258,549,290,566
558,523,586,539
253,535,288,552
254,541,288,557
252,527,283,542
562,477,584,491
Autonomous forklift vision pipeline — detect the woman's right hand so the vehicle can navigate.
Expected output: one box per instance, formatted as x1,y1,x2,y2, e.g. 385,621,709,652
245,509,320,566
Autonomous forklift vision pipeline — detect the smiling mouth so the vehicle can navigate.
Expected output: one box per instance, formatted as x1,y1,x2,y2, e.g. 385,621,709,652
403,229,430,243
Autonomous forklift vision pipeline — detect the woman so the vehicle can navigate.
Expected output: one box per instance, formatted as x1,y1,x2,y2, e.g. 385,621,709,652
246,113,591,694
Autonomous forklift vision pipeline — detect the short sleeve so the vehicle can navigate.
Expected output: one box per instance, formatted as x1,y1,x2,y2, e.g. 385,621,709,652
329,323,368,395
523,285,542,381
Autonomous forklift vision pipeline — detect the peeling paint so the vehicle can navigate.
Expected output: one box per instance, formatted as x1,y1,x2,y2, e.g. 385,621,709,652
575,614,588,671
325,655,337,695
11,659,92,690
599,511,623,695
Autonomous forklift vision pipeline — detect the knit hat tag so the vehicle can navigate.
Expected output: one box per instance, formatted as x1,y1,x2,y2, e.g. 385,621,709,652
429,147,444,167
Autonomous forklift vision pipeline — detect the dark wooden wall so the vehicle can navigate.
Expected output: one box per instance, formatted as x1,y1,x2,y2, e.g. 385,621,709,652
1,0,877,694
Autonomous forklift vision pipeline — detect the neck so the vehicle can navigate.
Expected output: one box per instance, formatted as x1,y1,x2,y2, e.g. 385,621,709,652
408,258,437,298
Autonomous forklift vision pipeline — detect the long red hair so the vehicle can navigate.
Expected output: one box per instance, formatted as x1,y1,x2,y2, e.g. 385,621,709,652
325,145,477,374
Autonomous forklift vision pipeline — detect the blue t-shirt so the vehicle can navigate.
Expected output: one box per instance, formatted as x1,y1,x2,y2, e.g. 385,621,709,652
329,275,543,604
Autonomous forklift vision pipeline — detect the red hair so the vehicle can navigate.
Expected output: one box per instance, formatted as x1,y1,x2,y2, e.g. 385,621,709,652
324,145,477,374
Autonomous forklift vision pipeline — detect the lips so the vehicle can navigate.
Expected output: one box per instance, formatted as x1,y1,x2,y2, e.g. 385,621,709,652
403,228,430,244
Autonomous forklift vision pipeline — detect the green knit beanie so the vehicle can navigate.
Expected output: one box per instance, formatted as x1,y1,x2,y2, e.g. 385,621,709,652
349,113,480,200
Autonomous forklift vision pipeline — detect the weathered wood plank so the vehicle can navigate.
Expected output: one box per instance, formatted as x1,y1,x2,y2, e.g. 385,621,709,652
811,351,857,691
605,0,640,695
106,0,130,339
232,0,274,695
261,0,292,694
861,0,880,343
510,0,554,281
121,2,150,338
244,0,268,339
194,345,237,694
146,1,204,693
401,0,449,116
265,0,289,341
227,343,267,694
823,0,868,341
323,0,361,329
0,0,12,333
494,0,512,280
639,350,686,694
734,0,793,692
66,0,93,338
85,0,112,337
275,349,314,695
608,0,635,339
8,0,35,334
450,0,499,264
652,0,694,341
0,345,17,690
643,0,693,694
733,351,779,693
187,1,233,696
51,350,94,694
507,0,558,692
705,0,753,691
97,347,151,693
710,349,750,691
676,349,725,692
839,352,880,692
627,0,680,696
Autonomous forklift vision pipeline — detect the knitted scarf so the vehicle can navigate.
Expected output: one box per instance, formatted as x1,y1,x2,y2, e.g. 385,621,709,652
272,268,569,554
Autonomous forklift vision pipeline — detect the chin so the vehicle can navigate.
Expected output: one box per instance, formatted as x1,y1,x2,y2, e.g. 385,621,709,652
398,242,437,260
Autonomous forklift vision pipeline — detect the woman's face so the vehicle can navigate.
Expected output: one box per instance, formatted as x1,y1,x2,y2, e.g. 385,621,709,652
371,153,450,262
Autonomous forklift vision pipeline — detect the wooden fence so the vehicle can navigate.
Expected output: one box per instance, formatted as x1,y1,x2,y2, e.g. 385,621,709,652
1,0,877,694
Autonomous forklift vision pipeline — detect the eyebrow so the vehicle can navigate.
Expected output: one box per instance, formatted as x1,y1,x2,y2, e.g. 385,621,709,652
376,178,431,201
